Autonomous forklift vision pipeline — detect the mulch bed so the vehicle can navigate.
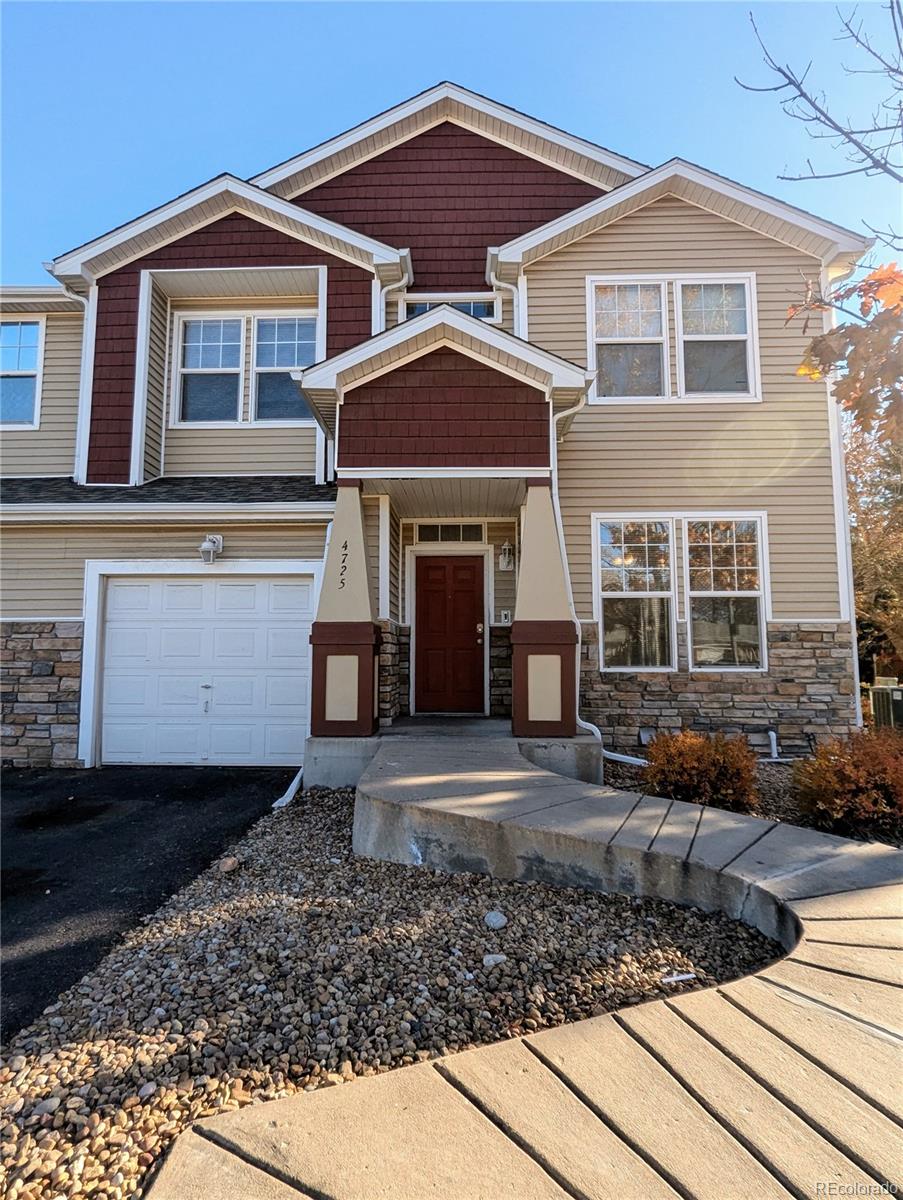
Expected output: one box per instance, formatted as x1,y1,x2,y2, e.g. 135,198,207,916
603,759,903,847
0,787,778,1200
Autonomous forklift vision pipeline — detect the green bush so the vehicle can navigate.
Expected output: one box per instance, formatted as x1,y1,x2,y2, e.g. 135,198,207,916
794,728,903,838
644,730,759,813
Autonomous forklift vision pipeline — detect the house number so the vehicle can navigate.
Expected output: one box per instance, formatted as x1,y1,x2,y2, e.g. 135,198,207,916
338,538,349,589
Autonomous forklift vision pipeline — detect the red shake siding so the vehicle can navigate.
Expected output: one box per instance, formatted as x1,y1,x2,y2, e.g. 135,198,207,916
338,349,549,468
297,123,604,291
86,214,372,483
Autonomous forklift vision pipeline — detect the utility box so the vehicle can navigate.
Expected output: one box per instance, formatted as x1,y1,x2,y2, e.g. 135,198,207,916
872,686,903,729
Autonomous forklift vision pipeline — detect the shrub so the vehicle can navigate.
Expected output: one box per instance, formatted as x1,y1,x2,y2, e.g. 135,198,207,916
793,728,903,837
644,730,759,813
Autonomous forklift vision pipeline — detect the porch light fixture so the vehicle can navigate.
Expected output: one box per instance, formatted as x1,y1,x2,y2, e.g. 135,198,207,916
498,541,514,572
198,533,224,564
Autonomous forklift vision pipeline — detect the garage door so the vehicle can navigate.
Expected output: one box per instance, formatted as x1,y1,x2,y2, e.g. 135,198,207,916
100,574,314,766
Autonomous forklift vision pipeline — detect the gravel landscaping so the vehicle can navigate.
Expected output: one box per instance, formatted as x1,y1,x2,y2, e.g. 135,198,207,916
1,786,778,1200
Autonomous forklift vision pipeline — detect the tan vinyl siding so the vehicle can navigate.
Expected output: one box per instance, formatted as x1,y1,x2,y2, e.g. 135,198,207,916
362,497,380,615
525,196,842,620
1,314,82,478
143,283,168,479
162,301,318,477
0,522,328,618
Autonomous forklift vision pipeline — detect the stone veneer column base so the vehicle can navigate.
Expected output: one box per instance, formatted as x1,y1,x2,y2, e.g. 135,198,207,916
579,620,857,756
1,621,84,767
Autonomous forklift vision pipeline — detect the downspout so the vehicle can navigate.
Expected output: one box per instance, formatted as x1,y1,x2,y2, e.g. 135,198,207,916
489,267,519,336
550,382,649,768
377,251,411,332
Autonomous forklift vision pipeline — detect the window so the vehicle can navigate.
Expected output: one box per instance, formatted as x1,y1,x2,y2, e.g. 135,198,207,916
0,320,42,426
178,318,242,422
593,282,667,399
686,518,763,668
677,280,753,396
254,317,316,421
416,522,484,543
597,519,674,669
403,296,499,322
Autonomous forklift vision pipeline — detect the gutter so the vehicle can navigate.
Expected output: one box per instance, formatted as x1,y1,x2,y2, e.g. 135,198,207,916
1,502,337,524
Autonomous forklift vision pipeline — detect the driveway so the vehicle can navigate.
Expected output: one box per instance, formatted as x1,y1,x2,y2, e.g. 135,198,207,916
1,765,293,1041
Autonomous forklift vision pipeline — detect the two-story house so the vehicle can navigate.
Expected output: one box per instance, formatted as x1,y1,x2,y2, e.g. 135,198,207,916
0,83,868,777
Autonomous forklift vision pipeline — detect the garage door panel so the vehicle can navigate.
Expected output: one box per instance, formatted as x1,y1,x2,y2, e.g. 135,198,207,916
101,573,315,766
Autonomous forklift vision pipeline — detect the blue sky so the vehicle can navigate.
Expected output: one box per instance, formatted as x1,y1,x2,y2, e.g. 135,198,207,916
2,1,898,283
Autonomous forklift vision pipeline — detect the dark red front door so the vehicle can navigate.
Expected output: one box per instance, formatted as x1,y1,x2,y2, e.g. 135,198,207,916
415,556,484,713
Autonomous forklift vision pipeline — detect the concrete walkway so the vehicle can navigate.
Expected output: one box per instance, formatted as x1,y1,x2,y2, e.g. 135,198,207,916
149,738,903,1199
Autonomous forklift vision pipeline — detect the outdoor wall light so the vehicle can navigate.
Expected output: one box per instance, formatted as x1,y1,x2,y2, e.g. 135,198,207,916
498,540,514,572
198,533,224,564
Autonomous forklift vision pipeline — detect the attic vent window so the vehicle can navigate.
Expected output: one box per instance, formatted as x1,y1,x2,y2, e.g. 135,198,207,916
403,295,500,323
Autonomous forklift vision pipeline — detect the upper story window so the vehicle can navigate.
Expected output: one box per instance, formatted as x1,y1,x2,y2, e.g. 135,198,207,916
594,282,667,400
0,320,43,427
596,518,675,670
179,318,243,422
401,294,500,323
253,317,316,421
588,274,760,404
172,310,318,426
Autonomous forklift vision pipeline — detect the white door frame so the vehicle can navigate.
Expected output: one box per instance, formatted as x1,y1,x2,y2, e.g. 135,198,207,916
404,544,493,716
79,558,323,768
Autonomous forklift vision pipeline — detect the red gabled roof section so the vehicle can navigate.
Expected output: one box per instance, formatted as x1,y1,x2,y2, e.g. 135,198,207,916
297,123,605,291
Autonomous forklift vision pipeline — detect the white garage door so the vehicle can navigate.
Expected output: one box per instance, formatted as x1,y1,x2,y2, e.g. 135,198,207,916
100,574,314,766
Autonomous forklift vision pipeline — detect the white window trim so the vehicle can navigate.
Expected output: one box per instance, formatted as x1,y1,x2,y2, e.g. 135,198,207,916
591,514,679,672
682,513,770,673
585,278,671,404
169,310,247,429
404,542,493,716
78,558,324,769
396,293,502,325
169,306,322,429
585,272,762,405
674,274,761,403
250,310,320,427
0,315,45,430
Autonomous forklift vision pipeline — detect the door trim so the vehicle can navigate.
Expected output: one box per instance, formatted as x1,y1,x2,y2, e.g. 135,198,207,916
79,558,324,768
405,544,493,716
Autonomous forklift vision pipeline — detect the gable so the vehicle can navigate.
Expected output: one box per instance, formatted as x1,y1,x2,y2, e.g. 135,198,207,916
338,347,550,469
298,123,605,291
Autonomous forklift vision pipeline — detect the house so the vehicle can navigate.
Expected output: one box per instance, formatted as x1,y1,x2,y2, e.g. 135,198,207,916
0,83,868,777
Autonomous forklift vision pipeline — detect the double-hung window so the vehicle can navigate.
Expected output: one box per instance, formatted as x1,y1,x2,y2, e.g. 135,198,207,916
676,280,754,397
178,318,242,422
253,316,316,421
593,282,668,399
686,518,764,668
597,518,675,669
0,320,42,427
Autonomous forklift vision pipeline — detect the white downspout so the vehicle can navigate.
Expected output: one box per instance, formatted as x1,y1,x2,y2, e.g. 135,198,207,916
490,268,519,336
377,252,411,332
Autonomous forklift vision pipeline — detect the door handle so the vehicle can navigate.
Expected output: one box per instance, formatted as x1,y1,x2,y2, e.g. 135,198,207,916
476,638,483,645
476,623,484,633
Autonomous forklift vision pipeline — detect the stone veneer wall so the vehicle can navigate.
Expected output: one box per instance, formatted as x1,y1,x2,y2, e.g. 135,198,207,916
1,621,83,766
580,621,857,756
490,626,512,717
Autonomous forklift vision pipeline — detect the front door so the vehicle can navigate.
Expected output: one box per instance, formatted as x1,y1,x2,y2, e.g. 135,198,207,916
414,556,484,713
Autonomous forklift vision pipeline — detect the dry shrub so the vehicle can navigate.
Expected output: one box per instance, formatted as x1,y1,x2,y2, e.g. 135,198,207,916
644,730,759,813
793,728,903,838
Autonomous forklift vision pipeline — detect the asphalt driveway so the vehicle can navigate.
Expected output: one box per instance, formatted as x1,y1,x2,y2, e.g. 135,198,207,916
1,765,294,1041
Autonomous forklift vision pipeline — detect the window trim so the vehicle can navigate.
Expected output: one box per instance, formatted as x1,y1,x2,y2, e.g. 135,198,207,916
585,272,762,405
169,306,321,429
0,316,45,430
674,274,761,403
591,513,678,672
397,293,502,325
682,513,770,673
414,520,487,544
587,277,671,404
250,311,320,427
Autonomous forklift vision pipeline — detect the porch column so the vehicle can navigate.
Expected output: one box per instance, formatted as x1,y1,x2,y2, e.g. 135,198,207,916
310,480,380,737
510,479,577,736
